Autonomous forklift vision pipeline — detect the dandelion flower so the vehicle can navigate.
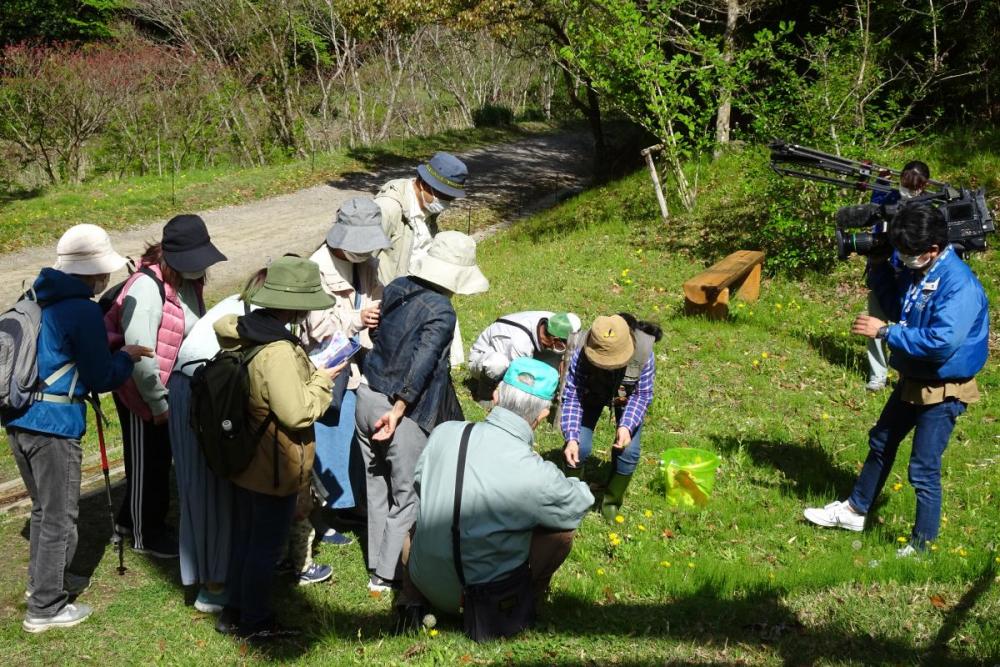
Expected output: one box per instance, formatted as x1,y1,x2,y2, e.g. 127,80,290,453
429,629,439,637
891,482,903,492
821,413,830,420
615,515,625,524
897,536,908,544
930,544,939,552
643,509,653,518
994,556,1000,564
687,562,696,568
958,548,968,557
621,269,630,278
660,561,671,568
596,568,606,576
761,352,769,359
775,303,783,310
752,360,760,368
638,525,646,532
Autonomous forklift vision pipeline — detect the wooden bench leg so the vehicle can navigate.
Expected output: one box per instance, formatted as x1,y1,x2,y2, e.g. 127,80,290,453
684,287,730,320
738,263,762,302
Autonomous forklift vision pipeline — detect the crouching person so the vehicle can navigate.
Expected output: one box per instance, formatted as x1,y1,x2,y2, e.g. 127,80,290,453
2,225,151,632
212,257,341,641
398,358,594,640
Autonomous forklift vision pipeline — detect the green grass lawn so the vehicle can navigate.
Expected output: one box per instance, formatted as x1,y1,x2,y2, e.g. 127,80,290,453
0,124,539,254
1,161,998,664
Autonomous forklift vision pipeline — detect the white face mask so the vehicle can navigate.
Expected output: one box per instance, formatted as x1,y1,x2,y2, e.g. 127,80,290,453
425,197,448,215
899,186,916,200
341,250,372,263
181,270,206,281
899,252,931,270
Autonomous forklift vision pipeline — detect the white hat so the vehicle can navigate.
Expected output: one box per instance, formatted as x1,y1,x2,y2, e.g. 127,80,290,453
53,224,128,275
410,231,489,295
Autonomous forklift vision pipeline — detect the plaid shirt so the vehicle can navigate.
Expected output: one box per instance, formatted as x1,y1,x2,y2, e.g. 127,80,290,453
560,348,656,442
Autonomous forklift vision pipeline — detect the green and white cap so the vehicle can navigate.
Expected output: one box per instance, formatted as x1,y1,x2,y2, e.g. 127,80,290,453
502,357,560,400
545,312,582,340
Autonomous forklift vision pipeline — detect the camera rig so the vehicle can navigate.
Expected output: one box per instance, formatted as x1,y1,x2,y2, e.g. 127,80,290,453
769,140,995,259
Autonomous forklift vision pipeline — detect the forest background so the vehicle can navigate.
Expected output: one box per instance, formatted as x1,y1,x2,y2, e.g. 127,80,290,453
2,1,998,277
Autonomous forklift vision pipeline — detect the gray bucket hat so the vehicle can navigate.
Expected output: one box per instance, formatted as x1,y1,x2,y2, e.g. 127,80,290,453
325,197,391,253
417,152,468,199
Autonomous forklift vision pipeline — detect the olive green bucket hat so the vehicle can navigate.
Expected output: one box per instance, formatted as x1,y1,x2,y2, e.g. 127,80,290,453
249,256,335,311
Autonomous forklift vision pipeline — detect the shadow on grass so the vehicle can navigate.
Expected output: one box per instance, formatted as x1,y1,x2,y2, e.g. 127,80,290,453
710,434,859,501
530,584,990,666
0,186,44,208
803,331,867,378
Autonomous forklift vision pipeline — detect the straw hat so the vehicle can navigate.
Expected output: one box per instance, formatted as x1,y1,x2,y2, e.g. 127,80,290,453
53,224,128,275
409,231,488,295
584,315,634,370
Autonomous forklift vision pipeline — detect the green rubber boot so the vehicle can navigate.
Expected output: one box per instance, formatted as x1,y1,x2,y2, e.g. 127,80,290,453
601,472,633,521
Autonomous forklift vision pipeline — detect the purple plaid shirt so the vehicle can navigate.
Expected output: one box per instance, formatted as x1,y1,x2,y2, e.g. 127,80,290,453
560,348,656,442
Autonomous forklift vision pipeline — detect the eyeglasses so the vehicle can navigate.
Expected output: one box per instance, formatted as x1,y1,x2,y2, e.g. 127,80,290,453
551,339,568,353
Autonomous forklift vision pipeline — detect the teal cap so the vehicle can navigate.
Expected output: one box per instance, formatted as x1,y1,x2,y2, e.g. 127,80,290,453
502,357,560,400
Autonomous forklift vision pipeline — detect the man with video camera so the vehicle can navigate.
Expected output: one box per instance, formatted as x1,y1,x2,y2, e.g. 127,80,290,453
804,203,989,555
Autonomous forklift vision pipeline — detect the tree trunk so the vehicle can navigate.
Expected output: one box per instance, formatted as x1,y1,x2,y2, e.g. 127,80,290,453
714,0,740,159
560,66,608,179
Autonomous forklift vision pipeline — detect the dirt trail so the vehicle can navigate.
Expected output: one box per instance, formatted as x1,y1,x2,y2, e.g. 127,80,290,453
0,131,592,306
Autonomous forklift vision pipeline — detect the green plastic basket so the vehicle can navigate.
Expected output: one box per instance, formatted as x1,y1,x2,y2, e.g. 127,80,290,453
659,447,720,507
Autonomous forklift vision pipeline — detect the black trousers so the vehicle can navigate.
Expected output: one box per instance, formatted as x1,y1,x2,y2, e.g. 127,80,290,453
115,396,172,549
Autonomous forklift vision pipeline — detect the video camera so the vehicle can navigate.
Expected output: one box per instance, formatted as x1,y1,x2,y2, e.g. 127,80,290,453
769,140,996,260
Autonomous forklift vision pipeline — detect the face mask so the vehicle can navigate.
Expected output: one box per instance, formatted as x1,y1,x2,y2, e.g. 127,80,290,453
341,250,372,263
899,252,931,270
181,270,205,281
425,197,448,216
899,186,918,200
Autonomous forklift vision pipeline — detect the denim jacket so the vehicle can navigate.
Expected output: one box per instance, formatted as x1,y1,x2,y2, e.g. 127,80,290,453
363,276,456,433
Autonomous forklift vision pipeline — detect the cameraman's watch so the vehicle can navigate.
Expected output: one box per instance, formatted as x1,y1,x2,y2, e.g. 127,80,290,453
876,325,890,340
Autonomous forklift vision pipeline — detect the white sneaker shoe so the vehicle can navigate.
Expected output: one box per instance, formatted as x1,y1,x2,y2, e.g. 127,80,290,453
896,544,921,558
22,603,93,633
803,500,865,532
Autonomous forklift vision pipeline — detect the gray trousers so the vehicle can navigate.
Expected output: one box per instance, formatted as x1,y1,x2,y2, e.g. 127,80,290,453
355,384,428,582
8,429,82,618
867,291,890,383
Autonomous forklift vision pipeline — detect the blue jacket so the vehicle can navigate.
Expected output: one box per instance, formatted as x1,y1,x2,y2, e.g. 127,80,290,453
869,247,989,381
4,268,134,439
363,276,456,434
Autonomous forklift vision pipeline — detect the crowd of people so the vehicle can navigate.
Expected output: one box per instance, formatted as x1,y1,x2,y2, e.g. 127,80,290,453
1,152,989,643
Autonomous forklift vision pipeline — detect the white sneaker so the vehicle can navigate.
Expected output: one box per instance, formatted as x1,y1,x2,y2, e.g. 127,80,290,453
367,575,394,595
896,544,921,559
22,603,93,633
803,500,865,532
865,379,887,392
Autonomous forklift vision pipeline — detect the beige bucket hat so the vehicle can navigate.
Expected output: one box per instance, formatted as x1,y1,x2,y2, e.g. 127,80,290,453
409,231,489,295
53,224,128,275
584,315,635,370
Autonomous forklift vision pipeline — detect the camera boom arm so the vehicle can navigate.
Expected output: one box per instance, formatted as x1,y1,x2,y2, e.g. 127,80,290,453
768,140,950,195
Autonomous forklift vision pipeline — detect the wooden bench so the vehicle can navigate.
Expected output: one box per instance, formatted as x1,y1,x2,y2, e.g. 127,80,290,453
683,250,765,319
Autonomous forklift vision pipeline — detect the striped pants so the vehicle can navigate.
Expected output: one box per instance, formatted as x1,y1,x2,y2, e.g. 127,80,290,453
114,396,173,549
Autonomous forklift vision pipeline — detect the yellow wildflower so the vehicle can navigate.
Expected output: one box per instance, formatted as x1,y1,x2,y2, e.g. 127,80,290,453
660,561,671,568
752,360,760,368
761,352,769,359
930,544,939,552
897,536,908,544
891,482,903,492
596,568,606,576
615,515,625,524
643,509,653,518
429,629,439,637
638,524,646,532
687,562,696,568
621,268,630,278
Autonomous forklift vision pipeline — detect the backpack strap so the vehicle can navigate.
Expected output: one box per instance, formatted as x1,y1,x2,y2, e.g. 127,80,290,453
451,422,476,589
33,362,83,405
495,318,540,354
137,265,166,304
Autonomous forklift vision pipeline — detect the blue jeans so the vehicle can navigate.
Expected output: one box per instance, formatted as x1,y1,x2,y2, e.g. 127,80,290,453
314,389,363,510
575,403,643,475
848,390,966,547
226,487,296,629
8,429,82,618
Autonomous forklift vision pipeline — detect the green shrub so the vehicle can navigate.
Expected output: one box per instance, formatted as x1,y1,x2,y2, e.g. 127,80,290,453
472,103,515,127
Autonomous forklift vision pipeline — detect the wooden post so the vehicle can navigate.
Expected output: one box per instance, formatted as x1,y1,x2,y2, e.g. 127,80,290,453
640,143,669,221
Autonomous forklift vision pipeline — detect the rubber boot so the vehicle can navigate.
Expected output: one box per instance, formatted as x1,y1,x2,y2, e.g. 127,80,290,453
601,472,633,521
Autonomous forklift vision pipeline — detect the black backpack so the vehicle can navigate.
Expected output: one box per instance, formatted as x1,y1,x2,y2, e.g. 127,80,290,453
189,345,273,478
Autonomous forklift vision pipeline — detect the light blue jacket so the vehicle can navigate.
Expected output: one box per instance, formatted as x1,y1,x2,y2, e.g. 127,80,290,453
869,247,989,380
408,407,593,615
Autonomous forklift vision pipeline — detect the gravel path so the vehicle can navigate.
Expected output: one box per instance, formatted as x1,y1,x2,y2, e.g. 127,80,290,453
0,131,592,306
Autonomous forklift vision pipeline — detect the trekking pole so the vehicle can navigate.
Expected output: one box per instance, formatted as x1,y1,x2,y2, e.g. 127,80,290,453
92,392,126,575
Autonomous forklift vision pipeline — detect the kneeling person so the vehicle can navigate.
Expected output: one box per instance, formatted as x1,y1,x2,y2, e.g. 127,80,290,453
402,358,593,637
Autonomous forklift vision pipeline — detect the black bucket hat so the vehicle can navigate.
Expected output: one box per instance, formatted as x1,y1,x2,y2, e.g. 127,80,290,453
161,214,227,273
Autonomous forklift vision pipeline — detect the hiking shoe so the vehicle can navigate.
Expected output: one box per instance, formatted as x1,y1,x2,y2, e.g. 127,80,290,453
803,500,865,532
865,378,887,392
320,528,353,546
194,588,228,614
215,607,240,635
22,603,93,633
133,534,179,559
367,574,396,595
297,564,333,586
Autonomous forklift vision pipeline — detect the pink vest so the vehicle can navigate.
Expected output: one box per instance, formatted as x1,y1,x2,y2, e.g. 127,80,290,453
104,263,204,421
